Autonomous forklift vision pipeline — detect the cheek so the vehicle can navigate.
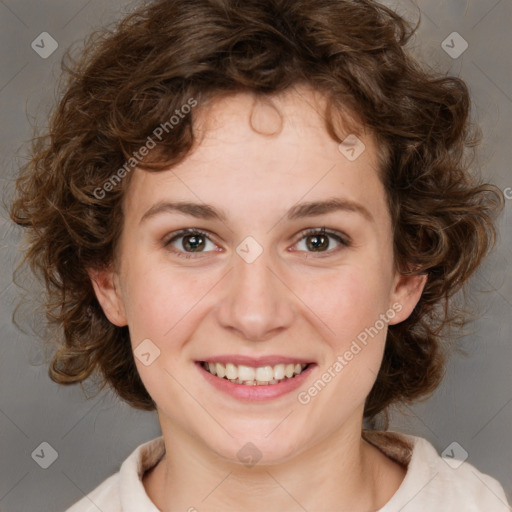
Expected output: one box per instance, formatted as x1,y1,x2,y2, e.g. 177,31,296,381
123,274,170,341
121,259,218,346
121,263,215,399
293,267,394,425
304,265,392,349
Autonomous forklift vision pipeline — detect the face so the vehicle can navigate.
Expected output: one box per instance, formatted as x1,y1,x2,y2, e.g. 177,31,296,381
91,86,425,465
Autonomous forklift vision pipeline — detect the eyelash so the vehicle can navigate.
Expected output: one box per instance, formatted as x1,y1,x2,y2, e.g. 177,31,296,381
164,227,350,259
294,227,350,255
164,228,218,259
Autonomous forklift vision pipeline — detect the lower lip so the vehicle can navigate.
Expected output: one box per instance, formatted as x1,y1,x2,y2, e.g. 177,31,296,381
196,362,316,402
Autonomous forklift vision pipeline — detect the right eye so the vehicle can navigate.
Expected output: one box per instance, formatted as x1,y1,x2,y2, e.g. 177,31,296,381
164,229,220,258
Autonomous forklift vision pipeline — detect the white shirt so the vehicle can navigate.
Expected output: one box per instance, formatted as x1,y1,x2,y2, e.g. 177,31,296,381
65,431,510,511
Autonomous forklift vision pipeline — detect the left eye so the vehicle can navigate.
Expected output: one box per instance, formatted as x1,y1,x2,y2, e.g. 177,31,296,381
294,228,348,253
165,229,217,255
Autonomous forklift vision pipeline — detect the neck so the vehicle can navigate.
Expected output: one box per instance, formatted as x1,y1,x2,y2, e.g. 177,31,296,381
143,415,405,512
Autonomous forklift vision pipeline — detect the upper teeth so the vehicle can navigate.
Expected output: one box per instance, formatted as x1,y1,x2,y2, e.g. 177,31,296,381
203,362,308,384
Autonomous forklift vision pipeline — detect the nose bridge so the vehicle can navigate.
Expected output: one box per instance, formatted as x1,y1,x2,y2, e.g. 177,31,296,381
215,245,294,341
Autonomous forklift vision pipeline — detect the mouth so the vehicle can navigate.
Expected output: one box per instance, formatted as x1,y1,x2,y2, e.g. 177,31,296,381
195,358,316,401
200,361,310,386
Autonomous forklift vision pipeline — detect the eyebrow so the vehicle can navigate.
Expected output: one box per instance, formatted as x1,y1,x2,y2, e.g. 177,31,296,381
139,197,373,224
140,201,228,224
287,198,373,222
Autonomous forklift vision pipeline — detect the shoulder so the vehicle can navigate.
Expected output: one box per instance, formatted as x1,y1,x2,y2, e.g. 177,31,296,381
364,430,511,512
64,436,165,512
65,472,121,512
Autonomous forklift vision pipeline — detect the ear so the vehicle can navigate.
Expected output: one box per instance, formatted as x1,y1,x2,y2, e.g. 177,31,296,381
388,271,428,325
88,267,128,327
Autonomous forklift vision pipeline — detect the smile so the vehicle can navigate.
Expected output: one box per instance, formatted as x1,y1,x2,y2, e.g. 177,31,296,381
201,361,309,386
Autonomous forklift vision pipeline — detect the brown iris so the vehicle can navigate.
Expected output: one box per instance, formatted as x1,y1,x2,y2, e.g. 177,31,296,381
182,234,206,252
306,232,329,251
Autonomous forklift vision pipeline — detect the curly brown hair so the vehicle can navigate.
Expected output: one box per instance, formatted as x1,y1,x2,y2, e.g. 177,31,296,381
9,0,504,418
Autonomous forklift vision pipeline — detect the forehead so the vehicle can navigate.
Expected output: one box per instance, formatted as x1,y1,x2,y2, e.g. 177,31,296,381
123,87,389,227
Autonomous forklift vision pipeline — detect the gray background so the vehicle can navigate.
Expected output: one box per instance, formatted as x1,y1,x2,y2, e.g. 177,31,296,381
0,1,511,511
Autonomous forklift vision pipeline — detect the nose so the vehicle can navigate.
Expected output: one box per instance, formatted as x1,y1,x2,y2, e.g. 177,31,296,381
215,248,295,342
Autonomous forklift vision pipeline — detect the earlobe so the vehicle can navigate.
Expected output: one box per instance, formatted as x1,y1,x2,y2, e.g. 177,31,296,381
388,272,428,325
88,267,128,327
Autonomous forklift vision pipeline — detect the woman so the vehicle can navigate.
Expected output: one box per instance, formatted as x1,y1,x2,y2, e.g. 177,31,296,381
10,0,510,510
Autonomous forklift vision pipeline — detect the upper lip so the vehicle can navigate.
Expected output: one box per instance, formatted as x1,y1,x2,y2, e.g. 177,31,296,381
197,355,315,367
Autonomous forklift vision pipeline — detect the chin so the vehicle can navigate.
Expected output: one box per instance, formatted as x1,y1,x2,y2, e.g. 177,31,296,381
203,427,310,467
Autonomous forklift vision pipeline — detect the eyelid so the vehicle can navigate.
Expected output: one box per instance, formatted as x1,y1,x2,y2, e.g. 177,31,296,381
163,228,220,258
291,227,351,253
163,227,215,244
163,226,351,258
